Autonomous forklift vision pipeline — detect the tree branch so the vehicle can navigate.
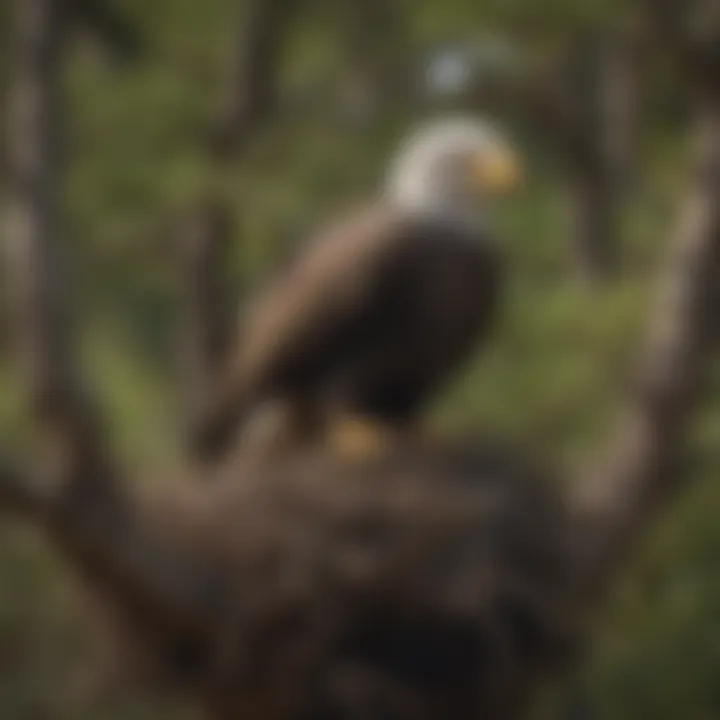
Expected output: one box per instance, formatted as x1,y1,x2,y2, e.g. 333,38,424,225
570,102,720,601
207,0,298,159
2,0,109,491
1,12,228,651
2,4,198,622
2,2,230,647
181,0,299,462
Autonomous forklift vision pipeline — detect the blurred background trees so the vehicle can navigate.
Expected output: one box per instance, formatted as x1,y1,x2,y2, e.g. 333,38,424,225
1,0,719,718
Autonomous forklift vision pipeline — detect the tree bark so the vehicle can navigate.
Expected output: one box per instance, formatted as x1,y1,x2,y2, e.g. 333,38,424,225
1,0,106,490
1,0,225,656
207,0,296,159
570,99,720,602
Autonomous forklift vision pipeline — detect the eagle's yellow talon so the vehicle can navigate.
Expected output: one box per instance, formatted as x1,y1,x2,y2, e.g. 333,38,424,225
329,417,391,458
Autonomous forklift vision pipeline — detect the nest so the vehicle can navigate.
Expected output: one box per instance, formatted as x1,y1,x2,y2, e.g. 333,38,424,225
103,439,580,719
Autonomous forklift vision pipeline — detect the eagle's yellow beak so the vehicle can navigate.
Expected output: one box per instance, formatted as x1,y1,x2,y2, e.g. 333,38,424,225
471,146,524,195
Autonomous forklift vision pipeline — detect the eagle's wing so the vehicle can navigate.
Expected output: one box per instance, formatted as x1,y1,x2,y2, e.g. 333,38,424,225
236,206,410,388
195,204,411,456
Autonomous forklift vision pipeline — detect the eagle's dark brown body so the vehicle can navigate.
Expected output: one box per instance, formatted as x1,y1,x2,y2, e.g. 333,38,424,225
195,205,502,459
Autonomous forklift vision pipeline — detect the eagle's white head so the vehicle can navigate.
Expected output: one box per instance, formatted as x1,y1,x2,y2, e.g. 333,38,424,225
385,116,523,223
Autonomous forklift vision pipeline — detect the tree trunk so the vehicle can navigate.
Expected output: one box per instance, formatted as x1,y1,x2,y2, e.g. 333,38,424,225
1,0,103,487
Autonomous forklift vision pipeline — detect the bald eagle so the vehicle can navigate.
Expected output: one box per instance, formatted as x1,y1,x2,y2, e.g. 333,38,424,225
194,117,523,460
